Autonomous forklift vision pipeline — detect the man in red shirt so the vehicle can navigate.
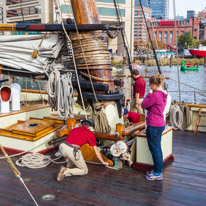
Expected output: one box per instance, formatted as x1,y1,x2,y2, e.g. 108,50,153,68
57,120,109,181
131,69,146,114
123,108,140,125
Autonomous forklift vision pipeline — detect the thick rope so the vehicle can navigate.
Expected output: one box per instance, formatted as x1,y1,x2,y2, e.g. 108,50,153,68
169,103,183,130
58,72,74,119
57,0,87,119
180,103,191,129
48,70,60,111
93,103,111,133
16,153,66,169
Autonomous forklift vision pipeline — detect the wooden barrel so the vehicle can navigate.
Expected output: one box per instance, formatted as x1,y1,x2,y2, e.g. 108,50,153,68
70,0,115,90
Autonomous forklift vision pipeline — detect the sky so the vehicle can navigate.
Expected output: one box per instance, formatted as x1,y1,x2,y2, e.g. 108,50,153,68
169,0,206,19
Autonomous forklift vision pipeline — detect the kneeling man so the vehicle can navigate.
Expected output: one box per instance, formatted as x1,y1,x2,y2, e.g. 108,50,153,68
57,119,108,181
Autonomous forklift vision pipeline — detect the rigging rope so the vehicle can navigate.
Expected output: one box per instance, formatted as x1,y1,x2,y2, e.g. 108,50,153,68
57,0,88,119
0,144,39,206
48,70,60,111
173,0,181,102
93,102,111,133
58,72,74,119
138,0,161,74
180,102,191,129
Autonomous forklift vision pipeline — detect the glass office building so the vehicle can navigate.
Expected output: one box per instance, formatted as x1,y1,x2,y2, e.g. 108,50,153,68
148,0,169,19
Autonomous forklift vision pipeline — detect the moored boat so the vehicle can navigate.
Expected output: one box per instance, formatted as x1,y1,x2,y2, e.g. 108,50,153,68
189,44,206,58
181,59,199,71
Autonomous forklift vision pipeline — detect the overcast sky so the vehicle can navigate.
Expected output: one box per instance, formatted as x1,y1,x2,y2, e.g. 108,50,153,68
169,0,206,18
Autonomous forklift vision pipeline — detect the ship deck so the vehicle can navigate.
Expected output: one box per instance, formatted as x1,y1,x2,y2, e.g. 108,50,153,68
0,130,206,206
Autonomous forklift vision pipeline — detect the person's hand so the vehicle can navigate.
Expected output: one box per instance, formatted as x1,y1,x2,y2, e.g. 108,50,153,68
149,89,153,94
103,162,109,167
134,103,139,109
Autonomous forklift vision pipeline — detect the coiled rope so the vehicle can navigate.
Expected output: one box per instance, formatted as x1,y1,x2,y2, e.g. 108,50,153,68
169,103,183,130
16,153,66,169
180,102,191,129
93,103,111,133
48,70,60,111
58,72,74,119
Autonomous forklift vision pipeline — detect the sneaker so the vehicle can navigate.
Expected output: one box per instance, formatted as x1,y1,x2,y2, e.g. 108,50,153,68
57,166,67,182
146,170,154,176
145,173,163,181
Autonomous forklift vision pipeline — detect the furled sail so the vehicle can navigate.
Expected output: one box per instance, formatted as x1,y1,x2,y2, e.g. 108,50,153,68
0,34,65,73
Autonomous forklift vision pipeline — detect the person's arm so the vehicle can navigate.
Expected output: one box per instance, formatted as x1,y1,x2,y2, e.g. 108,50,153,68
141,92,156,109
134,92,140,108
93,146,109,167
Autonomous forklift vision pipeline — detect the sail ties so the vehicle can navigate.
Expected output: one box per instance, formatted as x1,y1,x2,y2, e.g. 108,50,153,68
48,70,74,119
48,70,60,111
93,102,111,133
58,72,74,119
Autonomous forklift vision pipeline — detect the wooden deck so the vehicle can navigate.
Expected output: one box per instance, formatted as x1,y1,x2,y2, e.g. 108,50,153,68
0,130,206,206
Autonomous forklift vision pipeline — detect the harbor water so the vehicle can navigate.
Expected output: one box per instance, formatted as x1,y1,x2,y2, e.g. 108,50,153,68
119,65,206,104
16,64,206,104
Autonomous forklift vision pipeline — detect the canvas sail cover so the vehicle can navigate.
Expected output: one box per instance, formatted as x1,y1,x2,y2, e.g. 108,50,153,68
0,34,65,73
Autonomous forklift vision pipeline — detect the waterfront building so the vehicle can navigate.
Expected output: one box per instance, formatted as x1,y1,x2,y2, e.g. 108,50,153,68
134,0,152,41
147,8,206,48
148,0,169,20
2,0,133,56
147,18,193,48
0,1,3,24
187,10,195,19
193,9,206,40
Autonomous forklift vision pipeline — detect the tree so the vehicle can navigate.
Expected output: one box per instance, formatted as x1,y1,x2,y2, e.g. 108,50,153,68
150,40,166,50
178,32,194,49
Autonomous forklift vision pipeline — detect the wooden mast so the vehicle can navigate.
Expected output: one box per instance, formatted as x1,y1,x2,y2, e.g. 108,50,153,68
70,0,115,91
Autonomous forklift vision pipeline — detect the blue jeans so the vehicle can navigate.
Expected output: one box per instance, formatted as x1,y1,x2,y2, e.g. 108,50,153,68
146,125,165,174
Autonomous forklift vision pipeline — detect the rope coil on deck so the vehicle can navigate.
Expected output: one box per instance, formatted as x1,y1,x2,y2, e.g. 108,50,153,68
169,103,183,130
16,153,66,169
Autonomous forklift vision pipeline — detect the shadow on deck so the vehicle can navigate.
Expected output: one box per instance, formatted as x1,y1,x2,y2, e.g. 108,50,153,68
0,130,206,206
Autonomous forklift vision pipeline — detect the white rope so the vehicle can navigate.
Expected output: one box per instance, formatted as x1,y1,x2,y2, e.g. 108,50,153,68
48,70,60,111
58,72,74,119
124,74,128,107
169,104,183,130
18,176,39,206
16,153,66,169
57,0,87,119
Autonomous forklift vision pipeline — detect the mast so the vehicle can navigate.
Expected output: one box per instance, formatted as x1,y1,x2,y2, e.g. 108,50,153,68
70,0,115,91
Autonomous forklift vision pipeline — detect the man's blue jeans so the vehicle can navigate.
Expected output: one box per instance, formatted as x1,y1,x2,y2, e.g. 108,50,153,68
146,125,165,174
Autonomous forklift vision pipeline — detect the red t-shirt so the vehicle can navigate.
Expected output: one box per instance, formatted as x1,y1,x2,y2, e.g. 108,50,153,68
128,112,140,123
65,126,96,147
133,76,146,98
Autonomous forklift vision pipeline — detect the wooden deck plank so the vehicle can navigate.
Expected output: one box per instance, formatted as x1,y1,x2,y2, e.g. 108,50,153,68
0,130,206,206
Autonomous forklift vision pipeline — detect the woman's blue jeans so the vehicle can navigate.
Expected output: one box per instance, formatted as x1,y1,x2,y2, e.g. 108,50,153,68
146,125,165,174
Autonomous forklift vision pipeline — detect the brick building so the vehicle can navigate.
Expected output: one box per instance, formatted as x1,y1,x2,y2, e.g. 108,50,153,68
147,9,206,49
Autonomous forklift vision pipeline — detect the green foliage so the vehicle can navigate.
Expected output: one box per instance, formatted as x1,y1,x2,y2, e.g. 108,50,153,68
199,40,206,46
111,60,123,66
178,32,194,49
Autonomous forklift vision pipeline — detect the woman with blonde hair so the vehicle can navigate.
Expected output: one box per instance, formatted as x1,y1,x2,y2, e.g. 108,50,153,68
142,73,167,180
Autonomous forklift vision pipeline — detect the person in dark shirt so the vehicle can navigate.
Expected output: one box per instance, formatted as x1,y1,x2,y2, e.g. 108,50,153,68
57,120,108,181
131,69,146,114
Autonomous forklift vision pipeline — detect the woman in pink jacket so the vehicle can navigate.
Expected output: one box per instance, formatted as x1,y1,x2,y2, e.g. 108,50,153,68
142,74,167,180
